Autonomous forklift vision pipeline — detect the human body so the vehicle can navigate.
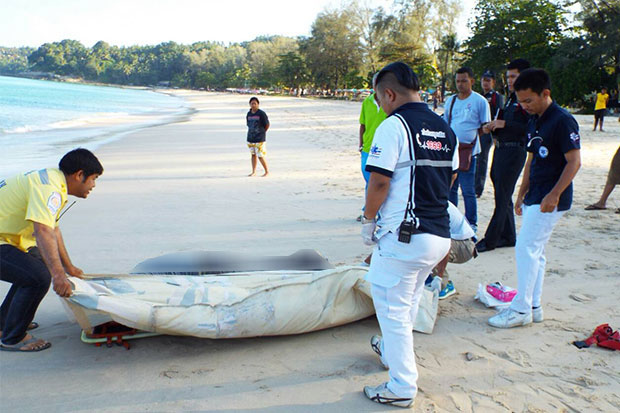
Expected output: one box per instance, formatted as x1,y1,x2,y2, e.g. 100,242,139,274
246,97,270,176
475,70,504,197
593,88,609,132
433,201,476,299
444,67,491,231
360,62,458,407
488,69,581,328
585,145,620,213
477,59,531,252
359,86,387,218
0,149,102,351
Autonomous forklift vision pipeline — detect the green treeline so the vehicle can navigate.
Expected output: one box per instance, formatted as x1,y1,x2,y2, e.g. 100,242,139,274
0,0,618,106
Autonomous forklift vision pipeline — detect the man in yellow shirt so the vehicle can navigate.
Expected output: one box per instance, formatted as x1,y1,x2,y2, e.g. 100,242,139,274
358,73,387,220
0,148,103,352
593,87,609,131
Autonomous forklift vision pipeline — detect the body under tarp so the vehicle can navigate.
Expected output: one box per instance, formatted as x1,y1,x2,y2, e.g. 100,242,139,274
63,267,375,338
62,251,439,339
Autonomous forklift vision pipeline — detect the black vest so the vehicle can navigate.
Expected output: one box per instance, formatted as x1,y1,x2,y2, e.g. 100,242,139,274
392,102,457,238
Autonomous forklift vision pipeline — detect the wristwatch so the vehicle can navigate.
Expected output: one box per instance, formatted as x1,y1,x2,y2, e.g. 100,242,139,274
361,215,376,224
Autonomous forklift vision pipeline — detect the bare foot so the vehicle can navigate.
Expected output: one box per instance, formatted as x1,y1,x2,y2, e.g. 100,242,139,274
261,172,269,177
248,171,256,177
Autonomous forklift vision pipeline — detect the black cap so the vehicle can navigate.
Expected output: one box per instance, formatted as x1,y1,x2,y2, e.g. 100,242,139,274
482,69,495,79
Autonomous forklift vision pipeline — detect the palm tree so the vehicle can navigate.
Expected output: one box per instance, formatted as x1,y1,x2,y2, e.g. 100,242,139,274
438,33,460,100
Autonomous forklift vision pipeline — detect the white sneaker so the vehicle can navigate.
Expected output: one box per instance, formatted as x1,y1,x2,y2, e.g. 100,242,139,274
532,306,544,323
363,382,413,408
488,308,532,328
370,335,389,369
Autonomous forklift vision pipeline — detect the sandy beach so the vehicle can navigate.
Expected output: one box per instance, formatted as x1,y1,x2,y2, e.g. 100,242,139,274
1,91,619,412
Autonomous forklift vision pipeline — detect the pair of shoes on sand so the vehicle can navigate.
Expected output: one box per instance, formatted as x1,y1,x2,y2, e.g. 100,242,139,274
365,335,413,408
488,307,544,328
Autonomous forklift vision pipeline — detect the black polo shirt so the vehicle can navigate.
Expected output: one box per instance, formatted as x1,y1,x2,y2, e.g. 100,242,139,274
524,102,580,211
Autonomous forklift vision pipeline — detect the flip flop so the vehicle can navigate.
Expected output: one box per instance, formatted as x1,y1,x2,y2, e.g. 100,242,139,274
585,204,607,210
616,208,620,214
0,336,51,352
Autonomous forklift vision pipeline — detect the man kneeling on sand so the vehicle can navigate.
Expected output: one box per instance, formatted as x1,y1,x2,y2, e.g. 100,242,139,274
0,148,103,352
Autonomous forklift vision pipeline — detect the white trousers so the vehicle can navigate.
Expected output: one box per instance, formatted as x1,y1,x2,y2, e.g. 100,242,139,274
510,204,565,314
368,231,450,398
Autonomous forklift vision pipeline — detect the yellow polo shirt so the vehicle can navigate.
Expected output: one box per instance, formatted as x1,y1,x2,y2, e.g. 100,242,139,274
595,93,608,111
0,168,68,252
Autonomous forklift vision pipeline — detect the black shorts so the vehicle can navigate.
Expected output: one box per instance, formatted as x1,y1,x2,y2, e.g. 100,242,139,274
594,109,606,120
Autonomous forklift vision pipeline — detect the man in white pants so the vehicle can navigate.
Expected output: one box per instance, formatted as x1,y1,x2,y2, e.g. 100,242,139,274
488,68,581,328
360,62,458,408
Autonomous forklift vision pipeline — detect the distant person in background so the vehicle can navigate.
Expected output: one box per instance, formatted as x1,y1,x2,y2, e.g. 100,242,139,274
477,59,531,253
585,146,620,214
0,148,102,352
357,73,387,220
246,97,270,177
476,69,504,198
444,67,491,232
432,89,440,112
593,87,609,131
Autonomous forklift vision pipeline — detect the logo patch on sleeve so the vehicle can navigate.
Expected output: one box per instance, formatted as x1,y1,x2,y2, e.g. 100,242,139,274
47,192,62,215
369,144,382,157
570,132,580,142
538,146,549,158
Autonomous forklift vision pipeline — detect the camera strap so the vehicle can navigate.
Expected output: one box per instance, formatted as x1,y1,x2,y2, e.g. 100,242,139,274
394,113,418,227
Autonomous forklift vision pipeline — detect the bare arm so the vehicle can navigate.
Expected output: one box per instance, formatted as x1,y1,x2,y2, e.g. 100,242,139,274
33,222,72,297
540,149,581,212
515,153,533,216
359,124,365,150
54,227,83,277
264,123,270,132
364,172,391,218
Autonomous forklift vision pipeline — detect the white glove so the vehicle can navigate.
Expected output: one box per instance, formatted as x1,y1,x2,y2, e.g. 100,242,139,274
361,220,378,245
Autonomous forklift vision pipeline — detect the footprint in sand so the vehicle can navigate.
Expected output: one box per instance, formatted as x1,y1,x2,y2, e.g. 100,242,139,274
569,293,595,302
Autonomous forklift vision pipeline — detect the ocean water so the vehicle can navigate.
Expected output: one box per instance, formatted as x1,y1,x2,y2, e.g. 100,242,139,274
0,75,191,176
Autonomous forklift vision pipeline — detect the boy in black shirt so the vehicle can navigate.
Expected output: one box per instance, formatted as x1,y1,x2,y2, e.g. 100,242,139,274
246,97,270,177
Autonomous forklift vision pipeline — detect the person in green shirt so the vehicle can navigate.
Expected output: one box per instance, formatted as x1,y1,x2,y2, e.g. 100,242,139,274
358,74,387,220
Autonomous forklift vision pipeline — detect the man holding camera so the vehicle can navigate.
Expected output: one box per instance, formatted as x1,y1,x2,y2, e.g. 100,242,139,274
360,62,458,408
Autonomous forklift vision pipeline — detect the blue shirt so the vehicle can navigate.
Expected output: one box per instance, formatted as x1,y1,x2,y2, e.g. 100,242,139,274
443,91,490,155
524,102,580,211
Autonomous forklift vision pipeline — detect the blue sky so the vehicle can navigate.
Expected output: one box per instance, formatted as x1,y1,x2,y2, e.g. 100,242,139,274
2,0,475,48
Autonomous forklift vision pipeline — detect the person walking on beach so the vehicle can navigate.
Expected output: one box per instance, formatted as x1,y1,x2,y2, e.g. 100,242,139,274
360,62,458,407
475,69,504,198
444,67,491,232
593,87,609,131
477,59,531,253
488,69,581,329
0,148,103,352
246,97,270,177
358,73,387,220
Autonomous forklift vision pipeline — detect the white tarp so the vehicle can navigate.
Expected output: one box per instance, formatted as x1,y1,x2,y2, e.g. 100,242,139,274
62,266,438,338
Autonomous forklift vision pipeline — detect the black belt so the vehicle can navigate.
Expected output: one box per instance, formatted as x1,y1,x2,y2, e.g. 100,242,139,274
494,141,524,148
